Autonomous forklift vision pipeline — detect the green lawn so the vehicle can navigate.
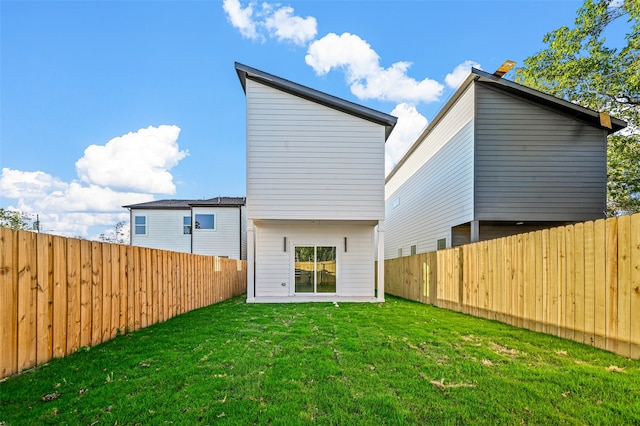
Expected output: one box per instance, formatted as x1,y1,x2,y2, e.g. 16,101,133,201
1,295,639,425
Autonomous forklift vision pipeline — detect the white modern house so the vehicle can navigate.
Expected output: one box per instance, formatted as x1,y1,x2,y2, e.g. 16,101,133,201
235,62,397,303
124,197,247,259
385,67,626,259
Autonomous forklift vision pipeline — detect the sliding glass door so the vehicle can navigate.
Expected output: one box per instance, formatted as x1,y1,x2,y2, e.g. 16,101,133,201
294,245,336,294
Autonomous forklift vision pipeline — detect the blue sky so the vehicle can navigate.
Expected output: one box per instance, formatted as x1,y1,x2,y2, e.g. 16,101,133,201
0,0,603,239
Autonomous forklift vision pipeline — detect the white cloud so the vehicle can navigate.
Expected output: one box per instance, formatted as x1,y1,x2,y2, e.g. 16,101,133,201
1,125,186,239
28,182,154,214
306,33,444,104
385,103,428,175
0,168,67,199
222,0,259,40
75,125,187,195
222,0,317,46
263,5,317,46
445,60,481,89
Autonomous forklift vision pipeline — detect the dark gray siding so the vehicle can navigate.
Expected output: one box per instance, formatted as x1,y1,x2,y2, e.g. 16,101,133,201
474,83,607,221
452,221,576,247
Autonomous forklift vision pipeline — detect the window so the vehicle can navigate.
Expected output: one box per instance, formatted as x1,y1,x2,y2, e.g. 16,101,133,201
398,248,403,258
134,216,146,235
294,246,337,294
194,214,215,230
183,216,192,234
437,238,447,250
410,244,417,255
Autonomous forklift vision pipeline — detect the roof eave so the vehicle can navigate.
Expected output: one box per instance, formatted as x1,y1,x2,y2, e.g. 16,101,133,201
385,68,627,183
471,67,626,133
235,62,398,140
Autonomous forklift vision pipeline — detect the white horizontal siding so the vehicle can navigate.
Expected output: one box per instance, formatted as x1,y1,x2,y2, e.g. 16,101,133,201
254,221,375,298
192,206,242,259
385,85,475,196
130,209,191,253
246,80,385,221
475,83,607,221
384,86,475,259
384,120,475,258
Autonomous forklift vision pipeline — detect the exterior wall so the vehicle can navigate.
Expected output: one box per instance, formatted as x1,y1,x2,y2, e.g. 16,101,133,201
192,206,243,259
384,86,475,258
451,221,575,247
245,80,385,221
130,208,191,253
240,206,247,260
474,83,608,221
253,221,375,299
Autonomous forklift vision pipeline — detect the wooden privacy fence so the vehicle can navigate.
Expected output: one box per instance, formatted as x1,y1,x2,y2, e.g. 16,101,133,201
0,228,247,380
385,213,640,359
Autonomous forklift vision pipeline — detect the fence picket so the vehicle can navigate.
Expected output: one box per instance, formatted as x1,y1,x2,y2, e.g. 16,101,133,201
91,242,103,346
617,215,631,357
605,218,619,353
79,240,92,348
523,232,536,330
17,231,37,372
111,244,120,338
66,238,80,356
36,233,53,365
565,225,576,341
584,221,596,346
574,223,586,344
101,242,112,342
593,220,607,349
1,228,17,377
534,230,543,333
631,214,640,358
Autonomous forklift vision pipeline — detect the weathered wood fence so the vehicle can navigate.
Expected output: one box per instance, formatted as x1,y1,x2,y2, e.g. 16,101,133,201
0,228,247,380
385,213,640,359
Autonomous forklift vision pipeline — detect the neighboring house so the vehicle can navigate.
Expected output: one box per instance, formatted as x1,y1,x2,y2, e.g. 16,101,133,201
123,197,247,259
235,62,397,303
385,67,626,259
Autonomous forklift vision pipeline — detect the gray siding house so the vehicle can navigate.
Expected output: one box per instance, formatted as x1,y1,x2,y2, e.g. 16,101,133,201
124,197,247,259
236,62,396,303
385,67,625,258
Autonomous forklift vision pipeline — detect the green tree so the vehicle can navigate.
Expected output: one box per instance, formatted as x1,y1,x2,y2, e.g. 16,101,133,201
515,0,639,215
0,208,33,230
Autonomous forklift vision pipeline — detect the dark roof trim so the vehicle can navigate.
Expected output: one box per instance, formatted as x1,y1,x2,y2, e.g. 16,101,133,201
124,197,246,209
385,67,627,183
235,62,397,140
471,67,626,133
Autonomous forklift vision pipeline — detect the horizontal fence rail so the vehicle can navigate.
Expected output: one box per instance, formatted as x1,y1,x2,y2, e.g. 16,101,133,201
0,228,247,380
385,213,640,359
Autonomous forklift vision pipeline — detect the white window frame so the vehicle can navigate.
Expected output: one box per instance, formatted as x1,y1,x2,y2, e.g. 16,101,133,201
194,214,215,230
134,215,147,235
183,216,192,234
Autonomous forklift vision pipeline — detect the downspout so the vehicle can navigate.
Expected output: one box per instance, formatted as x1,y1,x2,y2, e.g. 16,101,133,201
239,205,242,260
190,208,194,254
128,208,132,245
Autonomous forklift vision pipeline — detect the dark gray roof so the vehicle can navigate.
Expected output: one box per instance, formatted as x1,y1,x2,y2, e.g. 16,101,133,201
386,67,627,183
235,62,397,140
470,68,626,133
188,197,246,207
123,197,245,209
